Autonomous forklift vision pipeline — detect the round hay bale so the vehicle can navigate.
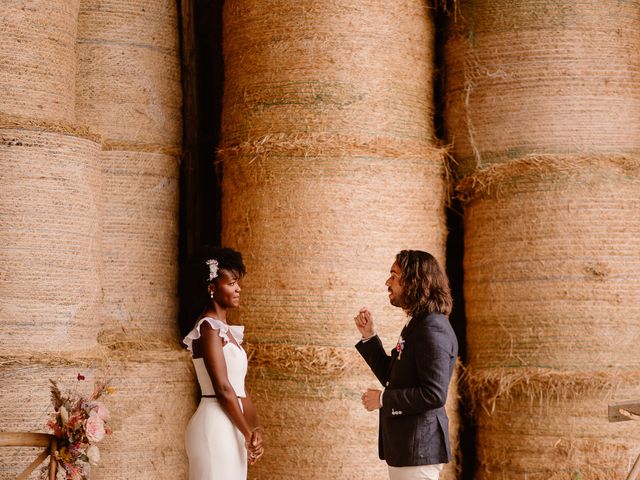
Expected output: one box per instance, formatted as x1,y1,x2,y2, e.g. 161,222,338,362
99,150,179,349
0,0,79,124
0,350,196,480
444,0,640,176
76,0,182,149
460,156,640,370
465,367,640,480
0,128,102,355
221,0,436,146
221,139,447,346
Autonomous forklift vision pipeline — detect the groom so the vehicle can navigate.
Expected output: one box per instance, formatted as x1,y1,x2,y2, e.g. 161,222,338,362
354,250,458,480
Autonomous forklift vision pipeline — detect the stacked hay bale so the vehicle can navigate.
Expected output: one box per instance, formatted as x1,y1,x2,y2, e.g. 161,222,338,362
0,2,103,477
445,1,640,477
76,0,182,345
74,1,192,478
220,1,459,478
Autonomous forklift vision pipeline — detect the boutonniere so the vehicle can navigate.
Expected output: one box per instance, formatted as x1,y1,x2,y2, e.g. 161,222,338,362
395,336,405,360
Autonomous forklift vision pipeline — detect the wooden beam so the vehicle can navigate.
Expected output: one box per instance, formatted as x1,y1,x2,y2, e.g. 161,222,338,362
608,400,640,422
0,432,52,447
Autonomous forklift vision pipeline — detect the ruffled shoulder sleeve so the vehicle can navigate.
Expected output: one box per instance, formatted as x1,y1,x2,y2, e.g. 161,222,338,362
182,317,244,353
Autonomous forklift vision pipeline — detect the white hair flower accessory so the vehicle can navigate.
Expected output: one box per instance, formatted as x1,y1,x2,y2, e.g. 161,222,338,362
206,258,219,281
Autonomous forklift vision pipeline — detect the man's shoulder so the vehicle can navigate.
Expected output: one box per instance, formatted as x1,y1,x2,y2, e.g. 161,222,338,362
412,311,449,328
410,312,456,342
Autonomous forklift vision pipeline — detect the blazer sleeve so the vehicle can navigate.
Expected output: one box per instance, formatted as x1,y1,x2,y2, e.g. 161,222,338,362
380,322,455,418
355,335,392,387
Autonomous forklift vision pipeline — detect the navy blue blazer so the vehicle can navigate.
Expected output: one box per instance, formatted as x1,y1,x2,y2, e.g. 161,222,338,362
356,311,458,467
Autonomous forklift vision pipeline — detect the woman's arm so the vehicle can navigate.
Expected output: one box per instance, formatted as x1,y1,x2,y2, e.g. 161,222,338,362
200,323,253,442
241,394,259,430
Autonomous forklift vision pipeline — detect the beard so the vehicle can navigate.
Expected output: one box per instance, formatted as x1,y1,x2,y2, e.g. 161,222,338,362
388,292,404,308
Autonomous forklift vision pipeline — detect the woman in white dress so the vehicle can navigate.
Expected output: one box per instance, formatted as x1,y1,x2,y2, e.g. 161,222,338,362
183,247,263,479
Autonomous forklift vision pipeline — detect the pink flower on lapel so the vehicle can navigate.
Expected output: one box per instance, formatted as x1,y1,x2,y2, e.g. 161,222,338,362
395,336,405,360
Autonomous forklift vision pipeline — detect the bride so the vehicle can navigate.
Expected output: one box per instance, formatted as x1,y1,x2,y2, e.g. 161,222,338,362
183,247,263,479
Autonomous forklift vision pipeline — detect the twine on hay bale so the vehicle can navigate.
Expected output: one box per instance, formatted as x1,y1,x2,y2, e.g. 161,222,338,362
444,0,640,176
458,155,640,370
98,150,180,349
463,367,640,480
0,128,102,355
0,0,80,124
76,0,182,149
221,0,436,147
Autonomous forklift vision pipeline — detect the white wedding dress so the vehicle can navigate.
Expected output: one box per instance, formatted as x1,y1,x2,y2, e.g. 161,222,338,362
183,317,249,480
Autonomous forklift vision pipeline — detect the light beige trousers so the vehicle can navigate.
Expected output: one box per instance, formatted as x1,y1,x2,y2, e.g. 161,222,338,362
388,463,444,480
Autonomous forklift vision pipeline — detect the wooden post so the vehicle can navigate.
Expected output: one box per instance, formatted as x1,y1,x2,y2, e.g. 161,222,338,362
0,432,57,479
48,437,57,480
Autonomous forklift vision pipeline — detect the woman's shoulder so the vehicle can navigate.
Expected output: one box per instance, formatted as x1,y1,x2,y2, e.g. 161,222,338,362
182,316,244,352
183,316,226,352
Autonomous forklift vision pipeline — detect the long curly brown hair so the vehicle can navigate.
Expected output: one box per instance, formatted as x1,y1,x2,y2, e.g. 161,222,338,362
395,250,452,317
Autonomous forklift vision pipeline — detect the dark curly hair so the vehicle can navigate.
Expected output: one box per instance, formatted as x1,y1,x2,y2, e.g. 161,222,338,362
395,250,452,317
179,246,246,336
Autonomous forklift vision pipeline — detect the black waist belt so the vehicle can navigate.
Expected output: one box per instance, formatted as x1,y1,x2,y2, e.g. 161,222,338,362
201,395,242,398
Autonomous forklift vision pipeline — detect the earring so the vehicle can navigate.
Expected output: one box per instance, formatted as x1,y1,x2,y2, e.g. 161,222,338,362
210,292,214,299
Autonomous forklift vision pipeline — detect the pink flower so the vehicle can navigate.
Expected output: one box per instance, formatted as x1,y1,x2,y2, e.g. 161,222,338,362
85,411,105,443
93,401,110,421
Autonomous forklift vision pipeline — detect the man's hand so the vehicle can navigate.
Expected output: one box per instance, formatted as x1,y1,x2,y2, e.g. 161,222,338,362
361,388,382,411
354,307,375,338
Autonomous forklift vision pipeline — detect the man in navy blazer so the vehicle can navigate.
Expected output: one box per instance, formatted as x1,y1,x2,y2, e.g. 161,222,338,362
354,250,458,480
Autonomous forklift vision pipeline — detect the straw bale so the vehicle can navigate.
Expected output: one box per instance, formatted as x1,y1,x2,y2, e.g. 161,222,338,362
98,150,180,348
0,349,196,480
0,0,79,124
221,0,436,147
221,141,447,345
245,358,461,479
444,0,640,176
0,128,102,355
76,0,182,149
464,368,640,479
461,156,640,370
